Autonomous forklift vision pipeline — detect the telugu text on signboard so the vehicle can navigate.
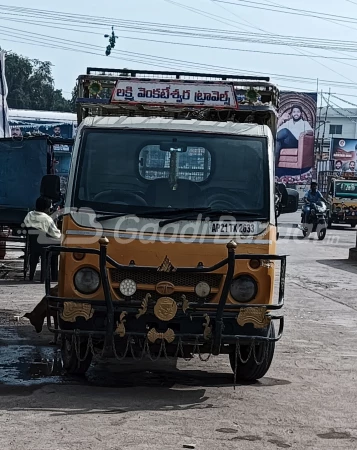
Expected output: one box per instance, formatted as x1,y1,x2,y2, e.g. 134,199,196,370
111,80,238,108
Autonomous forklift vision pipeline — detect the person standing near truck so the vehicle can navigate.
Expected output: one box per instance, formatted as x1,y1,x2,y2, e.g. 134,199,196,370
24,196,61,281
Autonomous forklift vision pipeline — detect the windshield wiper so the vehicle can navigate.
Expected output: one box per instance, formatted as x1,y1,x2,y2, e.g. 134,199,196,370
158,210,261,227
95,211,134,222
95,207,211,222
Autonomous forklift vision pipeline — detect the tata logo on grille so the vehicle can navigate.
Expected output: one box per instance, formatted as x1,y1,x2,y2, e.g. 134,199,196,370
156,281,175,295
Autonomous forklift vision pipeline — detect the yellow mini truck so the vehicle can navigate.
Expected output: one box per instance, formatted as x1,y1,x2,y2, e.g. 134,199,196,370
41,68,298,381
326,175,357,228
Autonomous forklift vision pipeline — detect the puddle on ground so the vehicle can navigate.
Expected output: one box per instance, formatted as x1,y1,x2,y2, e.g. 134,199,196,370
0,324,68,389
0,344,64,387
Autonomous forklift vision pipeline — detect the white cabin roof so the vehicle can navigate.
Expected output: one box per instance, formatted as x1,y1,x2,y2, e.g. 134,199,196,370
81,116,271,137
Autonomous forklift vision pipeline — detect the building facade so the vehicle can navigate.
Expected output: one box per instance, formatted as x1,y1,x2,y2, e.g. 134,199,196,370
316,106,357,157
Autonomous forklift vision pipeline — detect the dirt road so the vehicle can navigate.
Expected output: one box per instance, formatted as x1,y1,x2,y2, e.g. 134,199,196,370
0,214,357,449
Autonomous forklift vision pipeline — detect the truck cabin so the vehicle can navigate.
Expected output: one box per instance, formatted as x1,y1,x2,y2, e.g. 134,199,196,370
67,69,286,220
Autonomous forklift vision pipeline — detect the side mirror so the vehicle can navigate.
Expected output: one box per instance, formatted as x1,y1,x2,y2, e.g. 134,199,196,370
281,188,299,214
40,175,61,201
276,182,289,207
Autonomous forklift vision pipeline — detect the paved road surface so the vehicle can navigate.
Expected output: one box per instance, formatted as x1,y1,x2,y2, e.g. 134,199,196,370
0,213,357,449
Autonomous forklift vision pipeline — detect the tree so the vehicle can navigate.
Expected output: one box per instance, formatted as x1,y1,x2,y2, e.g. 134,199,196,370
2,49,71,112
70,83,78,113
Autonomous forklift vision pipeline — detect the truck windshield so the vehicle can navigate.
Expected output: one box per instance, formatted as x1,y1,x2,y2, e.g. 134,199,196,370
73,129,269,218
335,181,357,199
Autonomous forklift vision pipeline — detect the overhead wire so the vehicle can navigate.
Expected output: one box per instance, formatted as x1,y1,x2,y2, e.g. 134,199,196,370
216,0,357,71
4,5,357,52
163,0,357,86
163,1,357,102
331,94,357,109
261,0,357,33
2,3,357,95
7,24,322,63
207,0,357,83
259,0,357,76
4,0,357,27
213,0,357,25
4,23,357,90
322,94,357,123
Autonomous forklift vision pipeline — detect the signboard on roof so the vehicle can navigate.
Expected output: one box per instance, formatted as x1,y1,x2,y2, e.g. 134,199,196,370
111,79,238,108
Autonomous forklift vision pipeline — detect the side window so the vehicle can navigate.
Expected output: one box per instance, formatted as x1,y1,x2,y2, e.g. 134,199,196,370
139,145,212,182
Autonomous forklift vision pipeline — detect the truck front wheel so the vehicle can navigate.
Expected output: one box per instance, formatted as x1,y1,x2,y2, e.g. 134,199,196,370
61,335,93,375
229,323,275,381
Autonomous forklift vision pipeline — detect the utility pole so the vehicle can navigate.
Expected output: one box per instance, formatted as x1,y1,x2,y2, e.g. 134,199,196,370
321,88,331,160
315,88,323,158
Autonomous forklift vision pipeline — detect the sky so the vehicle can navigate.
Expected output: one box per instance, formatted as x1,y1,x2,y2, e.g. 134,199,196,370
1,0,357,109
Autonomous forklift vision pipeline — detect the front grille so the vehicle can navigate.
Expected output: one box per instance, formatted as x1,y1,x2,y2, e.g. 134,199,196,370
110,269,222,288
113,289,217,303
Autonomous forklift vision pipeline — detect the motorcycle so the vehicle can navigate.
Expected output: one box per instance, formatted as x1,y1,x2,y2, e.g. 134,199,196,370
301,201,328,240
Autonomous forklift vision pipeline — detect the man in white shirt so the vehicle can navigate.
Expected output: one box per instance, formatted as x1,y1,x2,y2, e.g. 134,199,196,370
24,196,61,281
276,105,313,161
24,197,61,240
24,197,62,334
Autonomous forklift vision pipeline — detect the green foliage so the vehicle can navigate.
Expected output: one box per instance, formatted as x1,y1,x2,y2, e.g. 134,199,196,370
70,83,78,113
2,49,71,112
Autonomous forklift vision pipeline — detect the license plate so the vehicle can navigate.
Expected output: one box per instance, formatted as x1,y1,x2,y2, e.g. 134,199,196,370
209,221,256,235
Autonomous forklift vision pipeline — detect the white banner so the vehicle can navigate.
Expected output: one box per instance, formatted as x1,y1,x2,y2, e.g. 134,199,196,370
0,51,10,138
111,79,238,108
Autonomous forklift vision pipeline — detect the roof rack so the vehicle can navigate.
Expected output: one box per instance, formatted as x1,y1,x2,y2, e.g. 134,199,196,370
85,67,271,82
76,68,279,129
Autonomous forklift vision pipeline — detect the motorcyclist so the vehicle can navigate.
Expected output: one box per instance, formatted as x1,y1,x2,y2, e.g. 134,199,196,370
302,181,324,223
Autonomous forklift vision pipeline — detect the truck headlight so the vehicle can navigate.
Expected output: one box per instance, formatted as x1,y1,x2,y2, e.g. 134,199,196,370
74,268,100,295
230,275,257,303
119,279,137,297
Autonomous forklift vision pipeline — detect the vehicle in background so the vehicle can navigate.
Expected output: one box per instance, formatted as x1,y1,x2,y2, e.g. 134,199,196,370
300,201,328,240
318,171,357,228
9,109,77,195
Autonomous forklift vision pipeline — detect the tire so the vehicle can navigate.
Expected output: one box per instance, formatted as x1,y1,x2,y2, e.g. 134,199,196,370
302,229,310,238
229,323,275,381
318,228,327,240
61,335,92,375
